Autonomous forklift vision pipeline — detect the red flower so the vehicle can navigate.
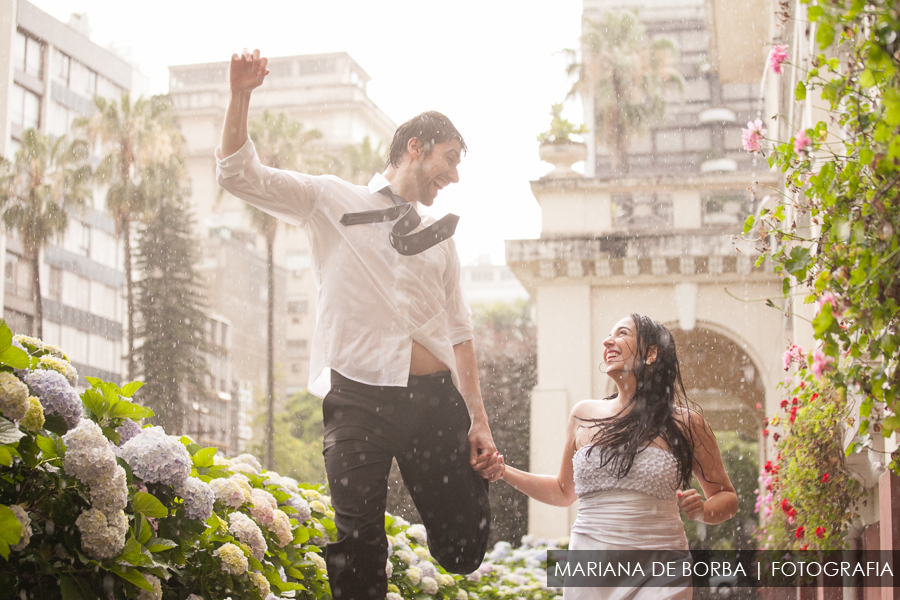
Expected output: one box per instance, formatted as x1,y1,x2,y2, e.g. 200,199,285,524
799,381,806,389
821,473,830,483
792,397,799,405
810,393,819,402
763,429,769,437
795,526,805,539
781,400,789,409
789,406,799,423
800,544,809,550
815,527,826,539
781,498,792,512
765,461,774,473
773,433,780,442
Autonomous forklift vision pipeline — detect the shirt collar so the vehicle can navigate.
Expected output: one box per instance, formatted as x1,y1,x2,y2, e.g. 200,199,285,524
367,172,393,195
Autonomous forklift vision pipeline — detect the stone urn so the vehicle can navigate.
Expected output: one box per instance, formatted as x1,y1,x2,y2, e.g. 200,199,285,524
539,141,587,178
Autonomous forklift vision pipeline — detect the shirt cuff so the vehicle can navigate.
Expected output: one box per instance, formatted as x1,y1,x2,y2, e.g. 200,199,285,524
215,137,257,177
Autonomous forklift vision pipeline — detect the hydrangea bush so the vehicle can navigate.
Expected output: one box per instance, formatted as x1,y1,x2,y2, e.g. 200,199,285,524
0,322,559,599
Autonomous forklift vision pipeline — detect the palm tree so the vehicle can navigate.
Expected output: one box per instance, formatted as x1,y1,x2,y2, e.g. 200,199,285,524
340,136,387,184
0,129,91,337
567,10,682,173
76,93,185,381
247,109,323,470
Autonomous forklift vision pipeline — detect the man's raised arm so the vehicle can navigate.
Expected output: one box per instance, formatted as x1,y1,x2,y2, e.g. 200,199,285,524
220,49,269,159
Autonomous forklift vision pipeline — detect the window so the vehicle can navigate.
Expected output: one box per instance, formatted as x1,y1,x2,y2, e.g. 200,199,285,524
5,252,33,300
10,84,40,130
285,250,311,272
69,60,96,97
287,339,308,356
14,31,42,79
287,296,309,315
89,335,116,373
65,220,91,256
96,76,122,101
90,282,117,320
48,267,62,302
48,101,74,137
64,272,90,312
60,326,88,364
53,49,70,85
4,310,32,338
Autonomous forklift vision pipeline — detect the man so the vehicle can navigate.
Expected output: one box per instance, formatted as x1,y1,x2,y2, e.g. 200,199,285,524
216,49,502,599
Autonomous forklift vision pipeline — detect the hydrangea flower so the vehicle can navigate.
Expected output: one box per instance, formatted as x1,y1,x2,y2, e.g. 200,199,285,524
89,465,128,516
0,372,29,422
136,574,162,600
301,489,323,503
76,508,128,560
37,355,78,386
175,476,215,521
14,335,68,360
214,542,249,575
309,500,327,514
406,566,422,585
25,369,81,428
231,453,262,474
120,426,191,487
62,419,119,487
284,495,311,522
10,505,31,551
249,488,277,526
386,560,393,579
19,397,44,431
422,576,439,594
418,560,438,579
228,512,267,561
456,589,469,600
249,571,271,597
209,476,252,508
307,551,327,571
116,418,143,445
395,549,418,566
407,524,427,545
270,509,293,547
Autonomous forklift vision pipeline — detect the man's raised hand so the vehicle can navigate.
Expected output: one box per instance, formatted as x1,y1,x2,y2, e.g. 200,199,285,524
231,48,269,93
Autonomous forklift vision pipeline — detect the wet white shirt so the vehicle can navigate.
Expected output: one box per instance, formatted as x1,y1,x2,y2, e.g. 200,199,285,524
215,138,473,398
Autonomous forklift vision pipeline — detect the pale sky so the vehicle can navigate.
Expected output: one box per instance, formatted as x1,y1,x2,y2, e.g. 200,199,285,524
30,0,587,265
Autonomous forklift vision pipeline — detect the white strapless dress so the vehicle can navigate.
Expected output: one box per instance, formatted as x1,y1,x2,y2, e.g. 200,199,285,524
563,446,691,600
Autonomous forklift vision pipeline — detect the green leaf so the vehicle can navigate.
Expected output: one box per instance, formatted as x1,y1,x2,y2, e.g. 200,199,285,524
136,515,152,545
795,80,806,101
132,492,167,519
192,447,217,468
859,68,876,89
146,537,177,553
0,321,11,353
0,417,24,445
108,565,153,591
816,23,835,49
883,416,900,435
859,147,874,166
742,214,755,235
0,505,22,546
884,89,900,127
36,435,58,459
784,246,814,277
59,576,86,600
118,381,145,398
81,389,109,420
0,447,11,467
108,400,154,421
807,5,823,20
292,525,310,545
0,346,29,369
782,277,791,297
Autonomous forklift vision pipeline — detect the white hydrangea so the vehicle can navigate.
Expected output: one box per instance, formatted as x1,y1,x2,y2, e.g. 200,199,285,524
136,574,162,600
456,590,469,600
414,546,432,561
422,576,439,594
228,512,267,561
406,523,427,545
406,566,421,585
284,495,311,522
249,488,277,526
76,508,128,560
418,560,437,579
270,509,293,547
214,542,249,575
307,551,327,571
120,426,191,487
89,465,128,516
175,476,215,521
231,453,262,474
437,573,455,586
209,475,252,508
10,505,31,551
387,593,402,600
395,549,418,566
37,355,78,386
249,571,271,597
62,419,118,486
24,369,81,427
385,559,393,579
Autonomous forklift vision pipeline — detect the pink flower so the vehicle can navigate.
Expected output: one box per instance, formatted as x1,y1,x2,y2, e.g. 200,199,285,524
768,45,790,74
794,130,812,155
811,348,833,379
742,119,767,154
782,344,803,370
816,292,843,318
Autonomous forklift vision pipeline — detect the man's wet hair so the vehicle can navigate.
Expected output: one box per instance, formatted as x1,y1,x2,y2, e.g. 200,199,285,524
387,111,467,168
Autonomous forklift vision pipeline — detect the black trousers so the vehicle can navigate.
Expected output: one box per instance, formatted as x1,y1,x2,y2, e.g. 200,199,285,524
322,370,491,600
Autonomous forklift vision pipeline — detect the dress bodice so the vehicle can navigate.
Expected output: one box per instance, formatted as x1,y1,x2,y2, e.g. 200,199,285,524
573,445,680,500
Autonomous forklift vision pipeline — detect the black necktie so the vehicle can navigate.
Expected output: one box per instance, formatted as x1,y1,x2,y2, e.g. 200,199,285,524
340,188,459,256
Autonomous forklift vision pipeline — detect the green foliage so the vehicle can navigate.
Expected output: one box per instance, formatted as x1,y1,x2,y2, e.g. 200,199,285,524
536,103,587,145
133,198,208,434
250,390,327,485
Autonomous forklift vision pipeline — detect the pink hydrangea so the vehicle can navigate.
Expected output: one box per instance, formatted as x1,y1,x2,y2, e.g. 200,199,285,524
794,130,812,155
811,348,834,379
768,45,789,74
742,119,767,154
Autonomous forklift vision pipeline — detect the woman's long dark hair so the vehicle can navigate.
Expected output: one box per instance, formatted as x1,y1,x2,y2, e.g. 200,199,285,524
585,313,706,491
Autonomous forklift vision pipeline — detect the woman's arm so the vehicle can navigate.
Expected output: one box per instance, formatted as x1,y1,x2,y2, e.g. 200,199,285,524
677,410,739,525
498,402,586,508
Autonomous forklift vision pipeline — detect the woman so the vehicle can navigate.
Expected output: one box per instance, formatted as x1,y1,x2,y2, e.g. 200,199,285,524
496,314,738,599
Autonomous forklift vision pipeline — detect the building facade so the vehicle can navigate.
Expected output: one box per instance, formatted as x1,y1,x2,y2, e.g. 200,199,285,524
0,0,147,384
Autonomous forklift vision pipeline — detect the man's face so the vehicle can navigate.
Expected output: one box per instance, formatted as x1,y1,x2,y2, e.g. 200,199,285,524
412,139,462,206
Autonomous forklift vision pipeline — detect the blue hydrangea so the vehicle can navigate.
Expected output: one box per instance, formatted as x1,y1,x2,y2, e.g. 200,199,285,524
119,426,191,487
25,369,81,428
175,476,215,521
116,418,142,445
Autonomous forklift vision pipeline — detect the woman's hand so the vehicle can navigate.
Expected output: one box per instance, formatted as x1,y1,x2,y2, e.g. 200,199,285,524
676,489,704,521
489,453,506,482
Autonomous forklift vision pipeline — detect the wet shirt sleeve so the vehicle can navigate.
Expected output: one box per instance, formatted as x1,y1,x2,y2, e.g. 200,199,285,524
216,137,320,226
443,239,474,345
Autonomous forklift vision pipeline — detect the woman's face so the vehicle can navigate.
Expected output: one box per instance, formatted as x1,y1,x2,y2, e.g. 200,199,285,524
602,316,640,375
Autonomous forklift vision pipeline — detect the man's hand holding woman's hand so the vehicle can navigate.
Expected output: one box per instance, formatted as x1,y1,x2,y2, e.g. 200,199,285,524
231,48,269,93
